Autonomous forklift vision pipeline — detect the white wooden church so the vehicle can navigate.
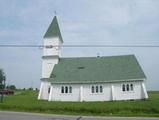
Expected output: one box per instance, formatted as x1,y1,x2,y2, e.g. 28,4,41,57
38,16,148,102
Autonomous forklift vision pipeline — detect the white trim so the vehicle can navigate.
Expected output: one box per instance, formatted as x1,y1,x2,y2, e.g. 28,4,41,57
141,82,148,99
111,85,114,101
80,86,83,102
38,83,43,100
45,78,145,84
48,86,53,101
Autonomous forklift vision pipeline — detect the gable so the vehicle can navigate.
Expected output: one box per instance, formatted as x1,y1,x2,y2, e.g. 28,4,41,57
49,55,146,83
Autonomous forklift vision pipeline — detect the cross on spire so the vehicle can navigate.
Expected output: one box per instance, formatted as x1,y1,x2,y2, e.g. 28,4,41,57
54,11,57,16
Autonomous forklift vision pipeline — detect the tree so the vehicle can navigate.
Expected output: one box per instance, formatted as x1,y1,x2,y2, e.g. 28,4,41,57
0,68,6,102
6,85,16,90
0,69,6,89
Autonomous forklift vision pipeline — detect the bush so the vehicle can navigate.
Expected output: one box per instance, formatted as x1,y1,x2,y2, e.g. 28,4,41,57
6,85,16,90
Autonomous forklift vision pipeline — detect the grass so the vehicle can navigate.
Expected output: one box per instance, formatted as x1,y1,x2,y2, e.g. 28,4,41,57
0,90,159,117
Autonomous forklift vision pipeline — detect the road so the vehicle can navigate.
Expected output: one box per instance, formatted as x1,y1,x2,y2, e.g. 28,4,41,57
0,111,159,120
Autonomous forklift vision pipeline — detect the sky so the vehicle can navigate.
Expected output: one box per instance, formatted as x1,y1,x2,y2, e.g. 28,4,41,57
0,0,159,90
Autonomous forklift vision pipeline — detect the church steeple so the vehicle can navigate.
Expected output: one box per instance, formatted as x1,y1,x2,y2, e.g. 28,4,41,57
44,16,63,43
42,16,63,78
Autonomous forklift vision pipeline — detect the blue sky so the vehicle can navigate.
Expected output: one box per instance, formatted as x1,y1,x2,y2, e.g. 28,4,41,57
0,0,159,90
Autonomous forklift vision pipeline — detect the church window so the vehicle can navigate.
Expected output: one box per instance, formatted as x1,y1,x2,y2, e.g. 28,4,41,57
126,84,129,91
122,84,125,91
100,86,103,93
91,86,94,93
91,86,103,93
61,86,72,94
65,86,68,93
130,84,133,91
48,87,50,93
96,86,99,93
61,86,64,93
122,84,133,92
69,86,72,93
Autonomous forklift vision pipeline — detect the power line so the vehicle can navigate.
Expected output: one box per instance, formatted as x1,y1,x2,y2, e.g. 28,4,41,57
59,45,159,48
0,45,43,48
0,44,159,48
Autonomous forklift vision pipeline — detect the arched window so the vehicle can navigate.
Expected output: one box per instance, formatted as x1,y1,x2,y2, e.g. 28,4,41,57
91,86,94,93
61,86,64,93
122,84,125,91
48,87,51,93
96,86,99,93
100,86,103,93
130,84,133,91
69,86,72,93
65,86,68,93
126,84,129,91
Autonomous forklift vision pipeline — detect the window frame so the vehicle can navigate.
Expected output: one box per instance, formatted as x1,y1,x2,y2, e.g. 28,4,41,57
61,86,72,94
96,86,99,93
99,86,103,93
91,86,95,93
122,83,134,92
91,85,103,94
65,86,68,93
48,87,51,94
61,86,64,93
126,84,129,91
69,86,72,93
122,84,125,92
130,84,133,91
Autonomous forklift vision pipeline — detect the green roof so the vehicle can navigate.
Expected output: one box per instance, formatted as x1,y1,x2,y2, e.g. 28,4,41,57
44,16,63,42
49,55,146,83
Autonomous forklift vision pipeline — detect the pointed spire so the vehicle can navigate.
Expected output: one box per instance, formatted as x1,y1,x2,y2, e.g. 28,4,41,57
44,16,63,42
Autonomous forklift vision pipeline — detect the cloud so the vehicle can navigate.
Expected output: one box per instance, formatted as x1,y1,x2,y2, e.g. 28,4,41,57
0,0,159,90
0,31,10,37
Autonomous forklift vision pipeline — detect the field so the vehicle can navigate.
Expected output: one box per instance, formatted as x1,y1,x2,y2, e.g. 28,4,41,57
0,90,159,117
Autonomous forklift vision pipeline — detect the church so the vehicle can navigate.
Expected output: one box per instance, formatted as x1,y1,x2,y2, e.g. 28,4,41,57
38,16,148,102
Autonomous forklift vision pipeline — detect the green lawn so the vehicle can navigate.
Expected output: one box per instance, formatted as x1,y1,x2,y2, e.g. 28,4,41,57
0,90,159,117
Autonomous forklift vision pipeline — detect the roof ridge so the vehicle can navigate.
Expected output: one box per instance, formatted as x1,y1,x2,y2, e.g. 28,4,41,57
59,54,135,59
